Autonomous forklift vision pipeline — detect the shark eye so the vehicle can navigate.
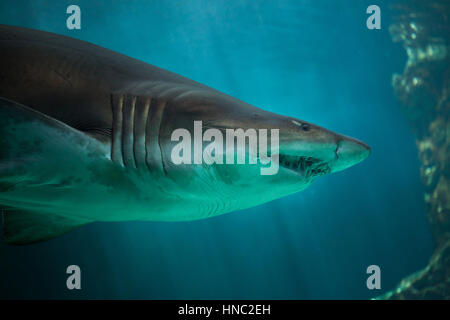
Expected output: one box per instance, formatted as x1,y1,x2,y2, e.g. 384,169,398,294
301,123,311,131
292,120,311,132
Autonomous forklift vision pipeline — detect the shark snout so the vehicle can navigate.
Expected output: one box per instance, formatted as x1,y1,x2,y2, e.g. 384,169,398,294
333,136,371,172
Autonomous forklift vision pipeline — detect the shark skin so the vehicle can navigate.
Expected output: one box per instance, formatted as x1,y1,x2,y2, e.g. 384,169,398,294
0,25,370,244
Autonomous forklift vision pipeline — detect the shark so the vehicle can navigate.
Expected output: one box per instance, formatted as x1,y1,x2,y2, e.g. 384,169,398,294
0,25,370,245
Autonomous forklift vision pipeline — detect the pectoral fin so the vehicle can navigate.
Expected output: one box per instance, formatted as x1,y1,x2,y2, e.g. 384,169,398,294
0,97,110,190
1,208,91,245
0,98,100,245
0,96,108,167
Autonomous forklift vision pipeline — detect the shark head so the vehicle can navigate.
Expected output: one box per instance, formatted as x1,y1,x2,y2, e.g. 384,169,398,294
158,88,371,216
277,118,371,176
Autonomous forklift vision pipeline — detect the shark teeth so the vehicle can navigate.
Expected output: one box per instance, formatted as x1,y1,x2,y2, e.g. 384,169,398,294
279,154,330,177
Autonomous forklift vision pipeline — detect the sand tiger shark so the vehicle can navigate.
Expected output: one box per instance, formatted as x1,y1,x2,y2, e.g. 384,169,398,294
0,25,370,245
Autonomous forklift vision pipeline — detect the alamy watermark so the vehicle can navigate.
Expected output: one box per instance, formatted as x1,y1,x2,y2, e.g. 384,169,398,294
366,265,381,290
66,265,81,290
66,5,81,30
171,121,280,175
67,4,381,31
366,5,381,30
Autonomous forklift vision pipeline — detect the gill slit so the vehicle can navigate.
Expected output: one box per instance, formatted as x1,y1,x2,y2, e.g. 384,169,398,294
121,95,136,169
158,101,168,175
111,94,124,166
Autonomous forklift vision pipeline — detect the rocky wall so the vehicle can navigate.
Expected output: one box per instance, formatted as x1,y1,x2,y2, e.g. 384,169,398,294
379,0,449,299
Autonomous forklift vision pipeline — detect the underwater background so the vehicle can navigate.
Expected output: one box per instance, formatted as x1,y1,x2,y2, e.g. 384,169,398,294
0,0,436,299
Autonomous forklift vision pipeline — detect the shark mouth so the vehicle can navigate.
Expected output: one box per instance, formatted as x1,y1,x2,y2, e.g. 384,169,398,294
279,154,331,177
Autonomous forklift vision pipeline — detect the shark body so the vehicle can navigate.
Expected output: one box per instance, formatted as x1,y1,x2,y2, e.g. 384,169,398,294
0,25,370,244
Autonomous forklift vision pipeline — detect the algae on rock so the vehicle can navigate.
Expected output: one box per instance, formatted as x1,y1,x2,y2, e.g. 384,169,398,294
381,0,450,299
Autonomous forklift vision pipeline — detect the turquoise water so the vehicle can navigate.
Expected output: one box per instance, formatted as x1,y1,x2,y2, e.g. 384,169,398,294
0,0,434,299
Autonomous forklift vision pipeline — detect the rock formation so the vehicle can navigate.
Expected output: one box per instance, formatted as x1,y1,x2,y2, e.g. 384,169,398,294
380,0,449,299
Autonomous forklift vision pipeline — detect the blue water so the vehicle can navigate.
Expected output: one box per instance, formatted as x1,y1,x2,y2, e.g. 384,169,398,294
0,0,434,299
